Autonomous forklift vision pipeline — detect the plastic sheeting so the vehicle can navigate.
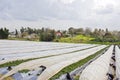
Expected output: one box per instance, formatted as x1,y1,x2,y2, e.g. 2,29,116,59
115,46,120,79
0,40,89,55
0,45,96,64
0,45,106,80
37,45,106,80
79,45,113,80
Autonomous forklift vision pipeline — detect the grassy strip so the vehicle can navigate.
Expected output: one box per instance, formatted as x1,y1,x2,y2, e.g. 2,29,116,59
8,37,39,42
0,46,97,68
74,75,79,80
86,41,120,45
0,58,38,68
50,46,109,80
18,69,30,73
67,46,98,54
0,56,48,68
57,35,94,43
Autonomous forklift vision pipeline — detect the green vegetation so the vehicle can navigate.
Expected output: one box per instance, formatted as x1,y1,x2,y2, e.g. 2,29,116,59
65,46,97,54
39,28,55,41
57,27,120,44
58,35,94,43
74,75,79,80
0,28,9,39
86,41,120,45
18,69,30,73
57,34,120,45
50,46,108,80
0,59,38,68
0,27,120,44
8,37,39,41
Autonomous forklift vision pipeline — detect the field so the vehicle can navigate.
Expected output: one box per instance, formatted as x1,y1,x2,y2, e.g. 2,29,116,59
57,35,94,43
0,40,119,80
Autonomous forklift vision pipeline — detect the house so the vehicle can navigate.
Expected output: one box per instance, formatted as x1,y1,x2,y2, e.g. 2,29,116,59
56,31,62,39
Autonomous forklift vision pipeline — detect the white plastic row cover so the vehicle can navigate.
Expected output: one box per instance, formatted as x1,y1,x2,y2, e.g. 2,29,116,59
80,45,113,80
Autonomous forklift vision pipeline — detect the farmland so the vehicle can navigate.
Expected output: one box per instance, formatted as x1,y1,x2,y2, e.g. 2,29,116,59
0,40,119,80
0,0,120,80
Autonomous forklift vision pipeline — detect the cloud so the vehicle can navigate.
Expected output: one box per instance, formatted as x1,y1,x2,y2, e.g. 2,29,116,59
0,0,120,30
95,4,114,14
60,0,76,4
93,0,120,15
0,0,94,21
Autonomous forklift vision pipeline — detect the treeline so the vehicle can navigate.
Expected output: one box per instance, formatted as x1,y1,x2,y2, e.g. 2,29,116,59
0,28,9,39
68,27,120,42
92,28,120,42
1,27,120,43
18,27,56,41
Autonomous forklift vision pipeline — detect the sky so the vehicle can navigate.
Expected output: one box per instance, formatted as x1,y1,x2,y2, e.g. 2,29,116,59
0,0,120,31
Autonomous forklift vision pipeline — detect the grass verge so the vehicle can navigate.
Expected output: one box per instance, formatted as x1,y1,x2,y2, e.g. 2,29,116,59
0,58,39,68
49,46,109,80
18,69,30,73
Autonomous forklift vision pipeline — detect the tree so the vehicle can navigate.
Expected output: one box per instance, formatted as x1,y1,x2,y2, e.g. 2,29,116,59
84,27,92,36
27,27,34,34
0,28,9,39
92,28,104,42
76,28,84,35
68,27,75,37
20,27,25,34
117,31,120,41
103,28,114,42
39,28,55,41
15,29,18,37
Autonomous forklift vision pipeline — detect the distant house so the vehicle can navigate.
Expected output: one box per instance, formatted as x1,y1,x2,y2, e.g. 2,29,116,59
24,33,38,40
56,31,62,39
9,32,16,38
9,32,21,38
56,32,62,36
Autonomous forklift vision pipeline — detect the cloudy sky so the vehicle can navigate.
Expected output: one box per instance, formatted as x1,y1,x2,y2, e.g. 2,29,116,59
0,0,120,31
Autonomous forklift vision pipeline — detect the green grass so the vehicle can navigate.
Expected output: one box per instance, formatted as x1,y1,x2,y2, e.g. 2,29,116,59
86,41,120,45
18,69,30,73
0,55,56,68
74,75,79,80
0,58,38,68
0,46,97,68
56,35,120,45
58,35,94,43
50,46,108,80
8,37,39,42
